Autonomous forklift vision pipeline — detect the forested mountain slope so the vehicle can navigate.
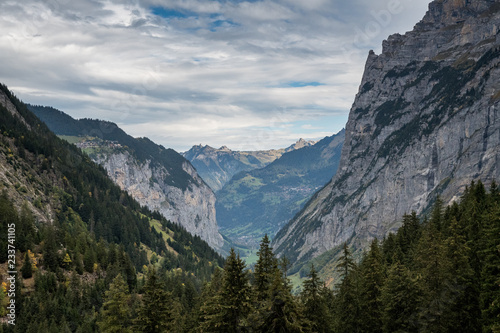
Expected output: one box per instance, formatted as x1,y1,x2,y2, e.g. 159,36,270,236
30,105,223,250
0,83,224,331
325,181,500,332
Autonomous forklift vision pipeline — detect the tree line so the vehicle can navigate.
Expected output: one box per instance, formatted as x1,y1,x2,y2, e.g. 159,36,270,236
197,182,498,332
90,180,499,333
1,180,499,332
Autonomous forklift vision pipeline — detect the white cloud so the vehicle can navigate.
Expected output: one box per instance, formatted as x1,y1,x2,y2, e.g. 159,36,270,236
0,0,431,151
301,124,321,130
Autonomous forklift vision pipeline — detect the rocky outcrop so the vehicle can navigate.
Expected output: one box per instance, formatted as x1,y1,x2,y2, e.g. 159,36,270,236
273,0,500,265
0,90,31,130
97,151,224,250
183,139,316,192
284,138,317,152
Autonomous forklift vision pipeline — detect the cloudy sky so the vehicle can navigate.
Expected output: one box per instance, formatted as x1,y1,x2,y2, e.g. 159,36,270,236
0,0,430,152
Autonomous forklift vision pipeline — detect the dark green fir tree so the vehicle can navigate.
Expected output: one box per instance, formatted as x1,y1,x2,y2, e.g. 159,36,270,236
134,267,178,333
301,264,332,333
21,251,33,279
97,274,133,333
380,260,420,333
220,248,252,332
333,243,360,333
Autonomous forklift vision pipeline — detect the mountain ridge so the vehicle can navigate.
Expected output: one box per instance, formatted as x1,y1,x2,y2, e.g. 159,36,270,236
183,138,316,192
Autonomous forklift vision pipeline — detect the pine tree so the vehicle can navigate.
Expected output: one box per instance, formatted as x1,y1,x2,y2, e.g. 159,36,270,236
220,248,252,332
83,247,96,273
301,264,332,333
97,274,133,333
359,239,384,333
431,196,444,231
42,226,59,272
198,267,226,332
382,232,404,265
250,235,279,330
120,251,137,290
261,267,304,333
380,260,420,333
337,242,356,280
442,217,481,332
416,207,450,333
333,243,360,333
397,212,421,264
254,234,278,301
461,181,486,275
21,251,33,279
135,267,178,333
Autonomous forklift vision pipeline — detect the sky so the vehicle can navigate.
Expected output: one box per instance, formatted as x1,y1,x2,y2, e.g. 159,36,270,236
0,0,430,152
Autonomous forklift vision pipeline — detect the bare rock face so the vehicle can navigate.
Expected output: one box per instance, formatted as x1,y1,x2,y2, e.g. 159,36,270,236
273,0,500,265
0,90,31,130
96,151,224,251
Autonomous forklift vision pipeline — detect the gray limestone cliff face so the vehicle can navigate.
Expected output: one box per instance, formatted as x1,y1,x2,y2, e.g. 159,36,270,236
273,0,500,264
96,151,224,250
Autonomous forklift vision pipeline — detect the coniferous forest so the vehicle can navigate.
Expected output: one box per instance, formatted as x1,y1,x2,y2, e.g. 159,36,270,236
194,181,500,333
2,170,500,332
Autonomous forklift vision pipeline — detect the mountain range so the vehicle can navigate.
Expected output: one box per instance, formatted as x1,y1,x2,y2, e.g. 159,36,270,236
29,105,329,253
3,0,500,330
216,130,344,246
182,138,316,192
2,0,497,289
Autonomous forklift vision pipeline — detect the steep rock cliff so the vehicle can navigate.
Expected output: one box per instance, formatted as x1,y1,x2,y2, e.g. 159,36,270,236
30,106,224,251
273,0,500,266
96,151,223,250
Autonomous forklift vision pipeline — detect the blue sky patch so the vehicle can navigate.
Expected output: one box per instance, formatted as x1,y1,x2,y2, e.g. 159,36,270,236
151,6,197,19
282,81,325,88
210,19,239,31
291,115,347,136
